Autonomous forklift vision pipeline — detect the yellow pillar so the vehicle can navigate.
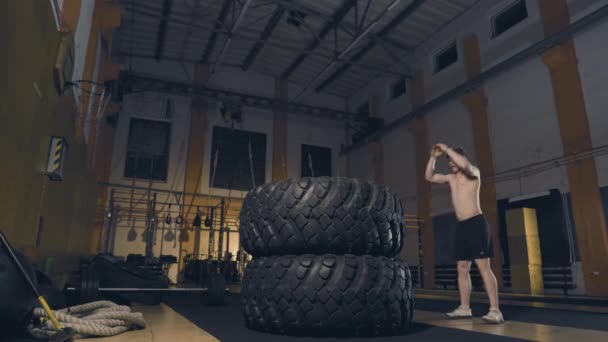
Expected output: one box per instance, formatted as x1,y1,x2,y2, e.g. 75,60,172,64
272,78,288,181
179,64,210,272
539,0,608,296
408,70,434,289
506,208,544,295
460,33,504,290
370,94,384,183
87,1,121,253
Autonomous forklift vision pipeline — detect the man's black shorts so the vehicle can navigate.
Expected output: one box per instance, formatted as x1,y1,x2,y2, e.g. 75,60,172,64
453,214,494,261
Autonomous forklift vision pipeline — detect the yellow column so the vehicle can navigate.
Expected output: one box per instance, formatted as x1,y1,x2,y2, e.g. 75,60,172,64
179,64,210,272
539,0,608,296
506,208,544,295
408,70,434,289
370,94,384,183
87,1,121,253
272,78,288,181
460,33,504,289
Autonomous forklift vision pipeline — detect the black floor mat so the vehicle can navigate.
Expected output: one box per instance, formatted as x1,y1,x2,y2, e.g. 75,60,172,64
164,293,528,342
419,290,608,307
415,298,608,331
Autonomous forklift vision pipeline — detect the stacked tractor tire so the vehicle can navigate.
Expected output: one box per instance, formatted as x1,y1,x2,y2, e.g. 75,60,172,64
239,177,414,337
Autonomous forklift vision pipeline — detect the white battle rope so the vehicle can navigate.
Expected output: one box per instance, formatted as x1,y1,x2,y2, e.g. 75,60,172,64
28,301,146,339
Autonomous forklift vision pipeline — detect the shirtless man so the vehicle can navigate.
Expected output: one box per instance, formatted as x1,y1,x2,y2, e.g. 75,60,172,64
425,143,504,324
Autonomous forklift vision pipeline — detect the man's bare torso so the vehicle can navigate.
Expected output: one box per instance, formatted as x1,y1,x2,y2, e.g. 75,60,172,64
448,173,482,221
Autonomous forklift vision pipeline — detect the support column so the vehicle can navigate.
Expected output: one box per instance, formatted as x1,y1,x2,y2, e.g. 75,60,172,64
343,99,352,178
539,0,608,296
87,2,121,253
506,208,544,295
60,0,82,34
461,33,504,289
370,94,384,183
272,78,288,181
408,70,434,289
179,64,210,273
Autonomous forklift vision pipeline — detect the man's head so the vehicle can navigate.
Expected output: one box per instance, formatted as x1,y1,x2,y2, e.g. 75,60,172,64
446,147,465,173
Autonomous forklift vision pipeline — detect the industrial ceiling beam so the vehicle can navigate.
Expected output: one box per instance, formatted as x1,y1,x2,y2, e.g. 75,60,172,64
241,4,286,71
316,0,425,92
211,0,253,74
281,0,358,80
125,6,417,56
154,0,173,62
201,0,232,64
124,51,405,78
292,0,405,101
119,72,364,122
339,1,608,155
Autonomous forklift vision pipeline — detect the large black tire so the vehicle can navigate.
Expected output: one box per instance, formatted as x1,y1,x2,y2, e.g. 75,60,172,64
0,248,37,334
240,177,404,257
241,254,414,337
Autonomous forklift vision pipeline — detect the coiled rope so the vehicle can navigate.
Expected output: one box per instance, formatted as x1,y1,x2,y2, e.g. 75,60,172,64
28,301,146,339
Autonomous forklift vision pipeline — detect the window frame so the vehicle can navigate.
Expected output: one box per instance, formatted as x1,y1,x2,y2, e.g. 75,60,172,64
208,125,268,192
433,41,459,74
389,77,407,101
123,117,172,182
491,0,529,38
300,144,333,178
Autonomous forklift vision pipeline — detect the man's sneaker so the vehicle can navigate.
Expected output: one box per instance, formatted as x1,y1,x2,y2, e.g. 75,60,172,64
445,307,473,319
482,308,504,324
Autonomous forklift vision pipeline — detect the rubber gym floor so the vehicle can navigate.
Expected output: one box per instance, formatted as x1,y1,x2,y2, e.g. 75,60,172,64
8,289,608,342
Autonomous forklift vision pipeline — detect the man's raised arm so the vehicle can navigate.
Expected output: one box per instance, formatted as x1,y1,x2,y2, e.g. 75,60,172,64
425,148,452,184
437,143,480,178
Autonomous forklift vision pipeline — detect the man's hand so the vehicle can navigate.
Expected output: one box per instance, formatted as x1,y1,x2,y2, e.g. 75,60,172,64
431,145,443,158
434,143,449,151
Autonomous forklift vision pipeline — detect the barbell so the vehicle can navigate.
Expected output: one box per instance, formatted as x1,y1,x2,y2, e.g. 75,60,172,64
64,266,227,305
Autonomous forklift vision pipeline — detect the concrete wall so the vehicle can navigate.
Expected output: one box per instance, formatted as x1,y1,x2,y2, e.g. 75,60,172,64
0,0,106,283
346,0,608,280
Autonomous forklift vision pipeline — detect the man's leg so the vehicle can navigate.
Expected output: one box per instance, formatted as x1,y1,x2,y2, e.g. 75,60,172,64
446,260,474,318
474,258,499,309
457,260,472,309
475,258,504,323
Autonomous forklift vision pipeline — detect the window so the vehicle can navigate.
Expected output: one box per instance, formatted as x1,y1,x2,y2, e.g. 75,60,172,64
301,144,332,178
357,101,370,116
390,77,407,100
209,126,267,191
492,0,528,37
124,118,171,181
434,42,458,73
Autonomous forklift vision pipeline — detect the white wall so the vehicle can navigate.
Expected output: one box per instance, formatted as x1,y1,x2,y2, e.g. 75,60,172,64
108,59,347,270
381,126,417,214
485,57,569,198
71,0,96,102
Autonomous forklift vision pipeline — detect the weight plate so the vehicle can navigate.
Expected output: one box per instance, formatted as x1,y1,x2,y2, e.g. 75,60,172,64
80,266,99,303
204,273,225,306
